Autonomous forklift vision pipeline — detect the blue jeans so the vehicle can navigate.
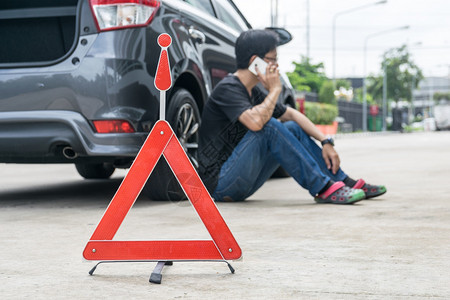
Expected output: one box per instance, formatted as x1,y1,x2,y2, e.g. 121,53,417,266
212,118,347,201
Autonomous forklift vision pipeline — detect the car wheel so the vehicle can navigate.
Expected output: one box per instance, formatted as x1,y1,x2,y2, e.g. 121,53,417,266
75,162,115,179
167,89,200,168
143,88,201,201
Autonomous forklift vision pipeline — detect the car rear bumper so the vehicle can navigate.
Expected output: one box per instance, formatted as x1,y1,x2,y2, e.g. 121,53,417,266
0,110,148,163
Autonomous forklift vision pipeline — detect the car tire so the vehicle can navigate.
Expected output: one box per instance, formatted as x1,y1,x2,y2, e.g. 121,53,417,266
75,162,115,179
142,88,201,201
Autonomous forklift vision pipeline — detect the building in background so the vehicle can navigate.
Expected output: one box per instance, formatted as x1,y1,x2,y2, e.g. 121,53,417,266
413,76,450,118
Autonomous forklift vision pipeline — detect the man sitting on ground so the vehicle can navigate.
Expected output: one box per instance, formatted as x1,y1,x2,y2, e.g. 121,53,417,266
198,29,386,204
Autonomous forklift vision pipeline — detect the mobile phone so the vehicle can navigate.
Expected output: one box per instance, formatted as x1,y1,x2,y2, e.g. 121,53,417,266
248,56,268,76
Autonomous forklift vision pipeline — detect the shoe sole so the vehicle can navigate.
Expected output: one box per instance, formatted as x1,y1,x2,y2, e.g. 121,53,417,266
365,189,387,199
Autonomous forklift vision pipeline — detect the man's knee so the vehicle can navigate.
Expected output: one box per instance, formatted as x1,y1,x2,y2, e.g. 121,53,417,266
260,118,305,141
262,118,285,132
250,118,284,140
283,120,308,138
283,120,298,130
259,118,308,143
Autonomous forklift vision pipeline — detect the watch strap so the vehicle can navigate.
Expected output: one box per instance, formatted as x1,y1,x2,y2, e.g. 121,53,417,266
321,138,334,146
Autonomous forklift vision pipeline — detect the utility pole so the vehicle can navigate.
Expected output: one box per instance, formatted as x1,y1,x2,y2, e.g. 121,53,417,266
411,75,415,121
383,62,387,131
306,0,310,58
275,0,278,27
271,0,279,27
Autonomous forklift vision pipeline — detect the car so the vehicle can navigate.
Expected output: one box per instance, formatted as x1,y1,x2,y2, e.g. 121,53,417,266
0,0,294,200
434,101,450,130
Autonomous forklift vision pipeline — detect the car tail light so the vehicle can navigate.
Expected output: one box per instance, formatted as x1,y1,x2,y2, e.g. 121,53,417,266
90,0,160,32
93,120,135,133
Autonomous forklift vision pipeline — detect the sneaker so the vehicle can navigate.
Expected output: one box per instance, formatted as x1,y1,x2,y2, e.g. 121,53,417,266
352,179,386,199
314,182,365,204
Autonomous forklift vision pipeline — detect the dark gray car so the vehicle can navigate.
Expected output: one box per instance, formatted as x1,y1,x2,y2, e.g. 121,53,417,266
0,0,294,199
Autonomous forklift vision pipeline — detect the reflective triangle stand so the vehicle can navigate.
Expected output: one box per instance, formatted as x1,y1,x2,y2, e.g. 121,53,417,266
88,260,235,284
83,34,241,284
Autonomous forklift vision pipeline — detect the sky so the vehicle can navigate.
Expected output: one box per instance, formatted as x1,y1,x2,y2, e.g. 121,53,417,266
233,0,450,79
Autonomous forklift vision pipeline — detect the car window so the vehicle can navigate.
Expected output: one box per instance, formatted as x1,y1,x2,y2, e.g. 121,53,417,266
211,0,248,32
183,0,215,17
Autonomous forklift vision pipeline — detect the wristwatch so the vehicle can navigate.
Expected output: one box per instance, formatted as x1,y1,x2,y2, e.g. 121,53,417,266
321,137,334,147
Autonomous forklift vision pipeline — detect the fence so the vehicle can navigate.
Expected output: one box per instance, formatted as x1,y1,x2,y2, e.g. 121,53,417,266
337,100,383,132
297,91,384,132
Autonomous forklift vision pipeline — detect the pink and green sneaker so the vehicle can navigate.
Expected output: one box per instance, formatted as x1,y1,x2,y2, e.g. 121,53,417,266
314,182,365,204
352,179,386,199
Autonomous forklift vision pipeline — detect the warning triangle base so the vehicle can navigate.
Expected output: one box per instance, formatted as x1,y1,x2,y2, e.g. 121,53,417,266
88,259,235,284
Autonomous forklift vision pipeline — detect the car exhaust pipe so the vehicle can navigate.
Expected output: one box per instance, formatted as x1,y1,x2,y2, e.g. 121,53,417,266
62,146,78,159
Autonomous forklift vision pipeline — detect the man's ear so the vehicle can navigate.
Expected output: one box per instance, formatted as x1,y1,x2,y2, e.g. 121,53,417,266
248,55,258,68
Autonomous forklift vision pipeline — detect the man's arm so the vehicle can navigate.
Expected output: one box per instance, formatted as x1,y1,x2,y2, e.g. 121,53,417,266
238,88,281,131
279,107,341,174
238,64,282,131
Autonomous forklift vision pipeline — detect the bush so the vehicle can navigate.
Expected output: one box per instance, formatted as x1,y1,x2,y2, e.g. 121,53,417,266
318,80,336,105
304,101,338,125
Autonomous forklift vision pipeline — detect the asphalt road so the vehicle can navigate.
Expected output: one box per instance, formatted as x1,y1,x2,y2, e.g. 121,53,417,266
1,131,449,299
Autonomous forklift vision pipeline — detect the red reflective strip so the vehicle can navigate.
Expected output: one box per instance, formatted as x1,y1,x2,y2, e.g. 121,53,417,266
84,240,222,261
154,44,172,90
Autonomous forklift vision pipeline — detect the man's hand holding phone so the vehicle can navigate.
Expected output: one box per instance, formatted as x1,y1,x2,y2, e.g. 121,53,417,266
256,63,282,92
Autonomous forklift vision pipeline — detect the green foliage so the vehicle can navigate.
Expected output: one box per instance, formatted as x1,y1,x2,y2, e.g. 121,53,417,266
402,124,423,133
413,114,424,122
318,80,336,105
365,75,383,104
287,56,328,93
335,79,351,90
353,87,374,104
304,101,338,125
433,92,450,102
367,45,423,103
286,74,311,92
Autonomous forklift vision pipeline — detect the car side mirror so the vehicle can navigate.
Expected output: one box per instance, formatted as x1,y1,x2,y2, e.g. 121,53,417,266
265,27,292,46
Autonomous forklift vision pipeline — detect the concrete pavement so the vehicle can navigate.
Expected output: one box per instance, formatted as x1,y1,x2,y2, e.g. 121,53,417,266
0,131,449,299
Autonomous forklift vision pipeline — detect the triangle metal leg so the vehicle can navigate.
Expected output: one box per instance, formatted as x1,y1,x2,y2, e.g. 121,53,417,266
149,261,173,284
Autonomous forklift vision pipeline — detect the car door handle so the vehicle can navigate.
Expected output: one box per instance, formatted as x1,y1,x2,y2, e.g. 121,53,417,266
189,27,206,44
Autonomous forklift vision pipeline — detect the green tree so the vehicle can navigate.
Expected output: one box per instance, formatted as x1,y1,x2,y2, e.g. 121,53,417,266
287,56,328,93
353,87,374,104
367,45,423,103
319,80,336,105
335,79,351,90
365,75,383,105
433,92,450,102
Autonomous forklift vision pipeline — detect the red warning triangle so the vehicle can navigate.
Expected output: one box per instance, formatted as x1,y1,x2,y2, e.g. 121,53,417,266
83,120,242,261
